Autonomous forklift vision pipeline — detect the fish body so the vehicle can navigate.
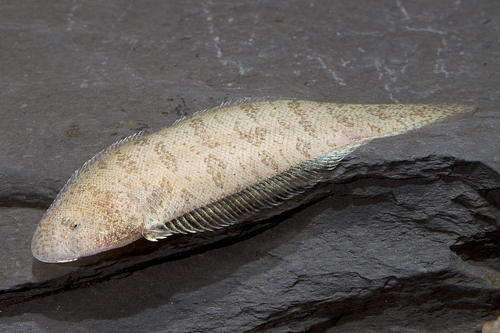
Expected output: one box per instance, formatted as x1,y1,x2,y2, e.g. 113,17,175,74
31,100,472,263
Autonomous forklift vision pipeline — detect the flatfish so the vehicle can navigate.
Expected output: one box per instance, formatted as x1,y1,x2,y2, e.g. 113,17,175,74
31,99,473,263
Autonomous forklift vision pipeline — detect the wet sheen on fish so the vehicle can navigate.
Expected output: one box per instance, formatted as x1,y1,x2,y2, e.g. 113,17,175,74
31,100,473,263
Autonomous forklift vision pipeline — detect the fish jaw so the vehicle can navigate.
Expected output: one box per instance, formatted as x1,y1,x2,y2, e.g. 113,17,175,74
31,190,145,263
31,220,80,263
31,217,143,263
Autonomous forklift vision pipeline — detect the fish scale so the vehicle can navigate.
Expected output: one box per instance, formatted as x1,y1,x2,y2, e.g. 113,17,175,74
31,99,473,263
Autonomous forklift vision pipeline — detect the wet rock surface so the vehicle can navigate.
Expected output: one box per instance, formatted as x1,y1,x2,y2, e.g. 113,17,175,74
1,0,499,332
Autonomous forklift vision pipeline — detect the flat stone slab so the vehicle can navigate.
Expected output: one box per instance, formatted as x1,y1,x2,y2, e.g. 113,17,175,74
0,0,499,332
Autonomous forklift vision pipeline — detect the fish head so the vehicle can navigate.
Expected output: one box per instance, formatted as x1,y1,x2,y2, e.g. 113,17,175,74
31,188,144,263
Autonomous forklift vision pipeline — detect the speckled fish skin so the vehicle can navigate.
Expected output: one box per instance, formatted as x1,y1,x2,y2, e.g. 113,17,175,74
31,100,473,263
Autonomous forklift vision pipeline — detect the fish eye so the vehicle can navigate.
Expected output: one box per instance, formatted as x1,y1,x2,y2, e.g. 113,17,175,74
61,217,79,230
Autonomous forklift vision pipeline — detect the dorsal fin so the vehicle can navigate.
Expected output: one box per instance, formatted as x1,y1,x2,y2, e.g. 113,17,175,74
143,145,356,240
48,131,146,210
172,97,271,126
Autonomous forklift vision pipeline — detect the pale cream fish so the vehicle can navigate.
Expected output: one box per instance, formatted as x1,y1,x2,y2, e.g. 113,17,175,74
31,100,473,263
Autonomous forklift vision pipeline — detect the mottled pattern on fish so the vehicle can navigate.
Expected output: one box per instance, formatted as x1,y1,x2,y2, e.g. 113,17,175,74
31,100,473,263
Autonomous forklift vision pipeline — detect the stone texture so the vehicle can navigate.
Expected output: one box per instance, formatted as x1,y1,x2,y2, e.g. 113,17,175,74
0,0,499,332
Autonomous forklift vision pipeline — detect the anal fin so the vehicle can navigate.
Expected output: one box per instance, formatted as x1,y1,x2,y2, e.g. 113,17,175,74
143,146,357,241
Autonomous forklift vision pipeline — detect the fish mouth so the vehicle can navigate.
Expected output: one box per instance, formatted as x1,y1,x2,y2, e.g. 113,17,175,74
31,248,79,263
31,232,79,263
31,245,79,263
35,255,78,263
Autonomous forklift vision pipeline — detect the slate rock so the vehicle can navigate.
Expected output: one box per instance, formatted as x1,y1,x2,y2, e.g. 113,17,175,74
1,0,499,332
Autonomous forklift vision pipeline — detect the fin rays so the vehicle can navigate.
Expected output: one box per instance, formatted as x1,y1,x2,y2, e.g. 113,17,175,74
146,147,353,239
47,131,146,212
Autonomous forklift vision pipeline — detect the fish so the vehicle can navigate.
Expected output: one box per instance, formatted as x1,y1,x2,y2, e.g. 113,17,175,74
31,99,473,263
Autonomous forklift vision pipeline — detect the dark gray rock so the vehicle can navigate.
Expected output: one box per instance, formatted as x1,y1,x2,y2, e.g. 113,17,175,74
0,0,499,332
